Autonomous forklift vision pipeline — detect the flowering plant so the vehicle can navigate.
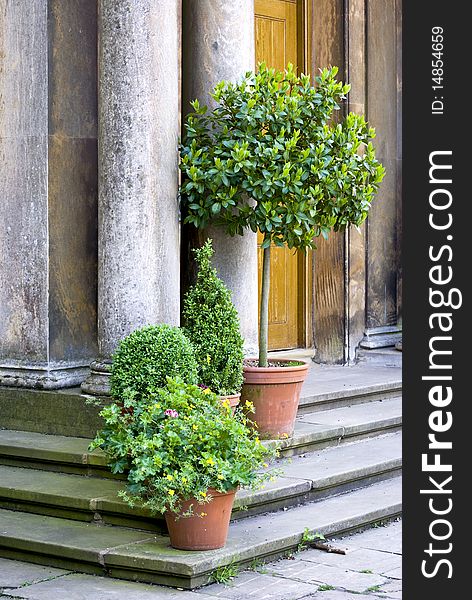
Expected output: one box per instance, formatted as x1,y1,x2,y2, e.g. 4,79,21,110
89,378,276,516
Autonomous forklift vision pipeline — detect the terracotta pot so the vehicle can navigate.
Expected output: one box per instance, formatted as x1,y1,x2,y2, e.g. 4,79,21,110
241,359,309,439
219,392,241,413
165,487,237,550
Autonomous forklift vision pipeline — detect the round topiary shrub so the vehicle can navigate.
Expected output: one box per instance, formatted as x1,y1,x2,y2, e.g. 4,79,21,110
110,324,198,401
182,239,244,396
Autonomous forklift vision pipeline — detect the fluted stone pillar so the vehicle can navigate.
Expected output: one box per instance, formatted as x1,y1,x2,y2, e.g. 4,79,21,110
182,0,259,355
82,0,180,395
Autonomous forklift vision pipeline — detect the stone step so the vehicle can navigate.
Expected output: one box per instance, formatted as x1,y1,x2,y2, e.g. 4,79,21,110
298,365,401,413
0,396,402,475
356,348,402,369
0,476,402,589
0,433,401,529
0,365,401,438
278,396,402,456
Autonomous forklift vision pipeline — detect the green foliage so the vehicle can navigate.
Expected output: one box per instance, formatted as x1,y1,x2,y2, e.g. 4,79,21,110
180,63,385,250
110,324,198,401
90,377,276,516
182,239,244,395
212,562,239,584
180,63,385,367
317,584,336,592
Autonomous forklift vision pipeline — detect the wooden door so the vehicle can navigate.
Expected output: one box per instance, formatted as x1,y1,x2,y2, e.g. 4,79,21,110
255,0,302,350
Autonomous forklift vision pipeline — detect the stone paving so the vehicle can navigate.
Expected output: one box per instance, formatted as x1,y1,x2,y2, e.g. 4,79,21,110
0,519,402,599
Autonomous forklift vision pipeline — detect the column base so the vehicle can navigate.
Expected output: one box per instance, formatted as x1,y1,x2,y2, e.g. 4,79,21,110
0,364,89,390
359,326,402,349
80,359,112,396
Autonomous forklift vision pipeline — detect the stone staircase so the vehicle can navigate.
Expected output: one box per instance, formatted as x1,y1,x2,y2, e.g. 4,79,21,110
0,363,402,589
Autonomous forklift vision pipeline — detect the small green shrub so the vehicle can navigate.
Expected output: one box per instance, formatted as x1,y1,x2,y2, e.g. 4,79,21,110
90,377,276,515
110,324,198,401
182,239,244,395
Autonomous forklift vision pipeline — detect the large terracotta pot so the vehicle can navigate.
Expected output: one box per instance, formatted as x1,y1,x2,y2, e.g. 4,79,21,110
219,393,241,412
165,487,236,550
241,359,309,439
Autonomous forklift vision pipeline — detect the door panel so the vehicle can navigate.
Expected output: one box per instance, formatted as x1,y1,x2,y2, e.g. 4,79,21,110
255,0,301,350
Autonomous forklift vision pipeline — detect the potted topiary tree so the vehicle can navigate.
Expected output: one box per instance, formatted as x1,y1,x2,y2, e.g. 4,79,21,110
179,63,385,439
90,377,275,550
182,238,244,409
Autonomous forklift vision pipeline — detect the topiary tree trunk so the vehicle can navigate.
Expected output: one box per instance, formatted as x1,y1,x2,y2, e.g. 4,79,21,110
259,243,271,367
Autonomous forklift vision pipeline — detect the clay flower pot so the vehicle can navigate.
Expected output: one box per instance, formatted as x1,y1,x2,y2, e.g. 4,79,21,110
165,488,237,550
219,393,241,413
241,359,309,439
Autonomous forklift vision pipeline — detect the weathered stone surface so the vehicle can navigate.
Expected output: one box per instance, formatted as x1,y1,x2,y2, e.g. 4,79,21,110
0,0,98,388
201,571,317,599
182,0,258,354
0,387,105,438
365,0,401,331
97,0,180,358
0,433,400,526
0,477,401,587
301,546,401,575
1,138,49,366
7,573,217,600
265,559,389,594
342,519,402,554
360,326,402,349
0,557,69,588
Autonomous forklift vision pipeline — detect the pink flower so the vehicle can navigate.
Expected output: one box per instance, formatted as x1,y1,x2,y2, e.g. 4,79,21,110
164,409,179,418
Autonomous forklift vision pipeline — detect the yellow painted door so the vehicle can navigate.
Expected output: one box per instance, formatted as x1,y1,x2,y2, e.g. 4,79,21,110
255,0,301,350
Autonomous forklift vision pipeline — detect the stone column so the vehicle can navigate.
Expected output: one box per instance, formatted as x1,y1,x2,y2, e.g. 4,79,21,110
0,0,98,389
182,0,259,355
82,0,181,395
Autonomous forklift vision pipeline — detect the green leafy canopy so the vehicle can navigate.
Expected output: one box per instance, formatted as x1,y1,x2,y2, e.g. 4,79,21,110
179,63,385,250
182,239,244,395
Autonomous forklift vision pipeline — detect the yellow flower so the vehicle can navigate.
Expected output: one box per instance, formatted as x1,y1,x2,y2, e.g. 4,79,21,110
263,463,268,468
168,489,175,496
182,477,187,484
153,403,161,410
192,424,198,430
245,400,254,409
206,354,211,364
200,491,207,498
166,474,174,481
217,474,224,480
206,457,215,466
200,512,207,517
203,388,211,395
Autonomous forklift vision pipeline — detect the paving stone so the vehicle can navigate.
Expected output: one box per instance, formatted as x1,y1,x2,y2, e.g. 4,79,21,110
340,520,402,554
300,546,401,575
0,558,69,588
265,559,389,594
382,566,402,579
377,579,402,596
199,571,317,599
6,573,217,600
299,593,384,600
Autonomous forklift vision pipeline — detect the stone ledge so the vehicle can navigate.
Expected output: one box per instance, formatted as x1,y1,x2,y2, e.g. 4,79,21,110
0,476,402,588
0,434,401,529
